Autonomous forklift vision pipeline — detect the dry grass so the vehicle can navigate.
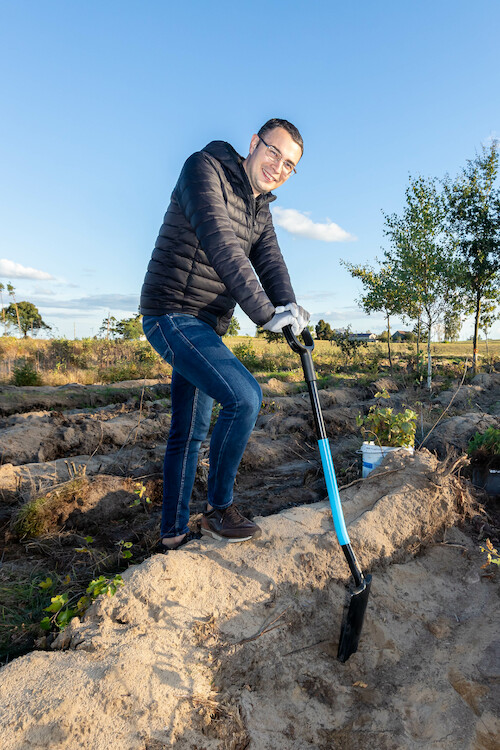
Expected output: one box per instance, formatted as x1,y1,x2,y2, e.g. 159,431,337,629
0,336,498,387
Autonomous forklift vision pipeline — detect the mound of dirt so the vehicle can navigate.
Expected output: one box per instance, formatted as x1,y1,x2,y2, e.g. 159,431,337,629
0,381,171,417
424,412,500,459
0,404,172,466
1,449,498,749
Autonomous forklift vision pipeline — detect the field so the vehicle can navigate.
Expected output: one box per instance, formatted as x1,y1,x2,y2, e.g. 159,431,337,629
1,334,500,388
0,336,499,748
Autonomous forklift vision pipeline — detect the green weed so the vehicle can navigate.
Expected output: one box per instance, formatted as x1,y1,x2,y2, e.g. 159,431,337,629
40,573,124,633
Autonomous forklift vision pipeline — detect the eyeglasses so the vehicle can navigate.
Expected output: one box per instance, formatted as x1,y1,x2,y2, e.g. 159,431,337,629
259,136,297,176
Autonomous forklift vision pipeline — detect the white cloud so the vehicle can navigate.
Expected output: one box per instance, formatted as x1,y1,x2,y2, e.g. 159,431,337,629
0,259,55,280
34,293,139,313
273,208,356,242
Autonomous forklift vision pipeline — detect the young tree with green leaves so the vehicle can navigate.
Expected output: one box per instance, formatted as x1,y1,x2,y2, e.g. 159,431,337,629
6,283,22,334
330,326,368,367
341,260,406,374
443,142,500,374
315,319,333,340
383,176,456,389
115,314,143,340
479,297,500,363
443,308,462,342
3,301,51,337
98,314,119,339
226,316,240,336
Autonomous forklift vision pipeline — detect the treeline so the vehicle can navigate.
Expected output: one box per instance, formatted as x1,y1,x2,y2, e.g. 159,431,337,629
341,143,500,386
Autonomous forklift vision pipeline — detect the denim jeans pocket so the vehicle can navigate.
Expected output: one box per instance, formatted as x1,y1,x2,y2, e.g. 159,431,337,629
143,317,174,366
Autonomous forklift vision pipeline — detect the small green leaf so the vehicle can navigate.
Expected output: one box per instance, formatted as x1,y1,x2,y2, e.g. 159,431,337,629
44,593,69,613
56,608,76,628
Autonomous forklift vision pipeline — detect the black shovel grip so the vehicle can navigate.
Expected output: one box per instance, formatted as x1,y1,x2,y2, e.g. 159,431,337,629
283,325,315,353
283,325,316,384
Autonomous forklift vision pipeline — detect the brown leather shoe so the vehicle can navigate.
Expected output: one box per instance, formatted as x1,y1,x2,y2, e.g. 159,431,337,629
201,504,261,542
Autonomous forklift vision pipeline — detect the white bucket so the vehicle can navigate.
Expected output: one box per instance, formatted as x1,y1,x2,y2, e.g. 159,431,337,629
361,441,414,478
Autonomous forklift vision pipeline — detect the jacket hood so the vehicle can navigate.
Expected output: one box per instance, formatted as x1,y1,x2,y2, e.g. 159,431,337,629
202,141,276,205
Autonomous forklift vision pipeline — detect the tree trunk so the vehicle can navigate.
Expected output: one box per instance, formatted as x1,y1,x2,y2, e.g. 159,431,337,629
14,303,21,336
427,324,432,390
386,314,393,374
472,291,481,375
416,315,421,379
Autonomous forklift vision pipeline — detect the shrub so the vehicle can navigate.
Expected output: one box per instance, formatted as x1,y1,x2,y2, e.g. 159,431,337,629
467,427,500,469
11,359,43,386
233,342,259,372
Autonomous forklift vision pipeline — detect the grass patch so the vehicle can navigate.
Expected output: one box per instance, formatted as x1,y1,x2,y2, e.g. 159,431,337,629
0,565,60,662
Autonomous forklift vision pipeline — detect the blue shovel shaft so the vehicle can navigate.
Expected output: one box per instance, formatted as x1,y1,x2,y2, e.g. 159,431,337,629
318,438,350,546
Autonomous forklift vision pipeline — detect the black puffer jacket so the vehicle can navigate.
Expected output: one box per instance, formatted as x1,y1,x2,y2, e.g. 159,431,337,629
140,141,296,335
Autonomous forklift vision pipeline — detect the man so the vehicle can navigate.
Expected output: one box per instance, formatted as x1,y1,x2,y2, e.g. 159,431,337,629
140,118,309,550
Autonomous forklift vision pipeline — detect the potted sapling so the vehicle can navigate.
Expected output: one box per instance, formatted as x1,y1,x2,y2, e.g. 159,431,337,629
357,390,417,477
467,427,500,497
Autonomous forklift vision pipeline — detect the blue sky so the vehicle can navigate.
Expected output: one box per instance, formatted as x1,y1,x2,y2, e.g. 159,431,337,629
1,0,499,339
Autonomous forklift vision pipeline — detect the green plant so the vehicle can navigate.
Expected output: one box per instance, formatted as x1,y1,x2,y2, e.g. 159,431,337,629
233,342,259,371
467,427,500,457
40,574,124,632
331,327,369,366
11,359,42,386
467,427,500,469
129,482,151,508
0,567,58,660
356,389,417,448
210,402,221,428
117,540,133,561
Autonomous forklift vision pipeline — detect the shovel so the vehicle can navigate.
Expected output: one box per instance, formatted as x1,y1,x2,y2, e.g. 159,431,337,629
284,325,372,662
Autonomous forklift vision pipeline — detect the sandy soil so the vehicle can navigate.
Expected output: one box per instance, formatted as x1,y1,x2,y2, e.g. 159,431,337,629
0,450,498,749
0,374,499,749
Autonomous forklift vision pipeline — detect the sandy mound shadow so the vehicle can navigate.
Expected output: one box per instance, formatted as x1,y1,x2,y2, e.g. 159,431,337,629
0,449,498,749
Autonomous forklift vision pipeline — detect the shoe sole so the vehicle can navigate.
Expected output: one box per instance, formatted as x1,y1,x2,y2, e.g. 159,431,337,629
201,527,261,543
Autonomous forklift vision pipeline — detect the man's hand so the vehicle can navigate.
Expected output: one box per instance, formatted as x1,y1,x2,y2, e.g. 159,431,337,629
280,303,311,335
263,310,299,334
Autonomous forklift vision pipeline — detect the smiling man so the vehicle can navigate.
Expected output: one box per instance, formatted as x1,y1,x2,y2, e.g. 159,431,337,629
140,118,310,551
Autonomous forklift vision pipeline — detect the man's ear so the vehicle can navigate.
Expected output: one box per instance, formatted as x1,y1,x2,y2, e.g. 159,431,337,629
248,134,259,155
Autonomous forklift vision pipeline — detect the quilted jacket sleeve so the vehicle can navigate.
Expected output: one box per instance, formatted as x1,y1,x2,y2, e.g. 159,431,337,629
175,152,275,326
249,211,296,308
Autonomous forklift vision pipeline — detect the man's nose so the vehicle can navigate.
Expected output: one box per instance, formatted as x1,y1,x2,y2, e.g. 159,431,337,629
270,161,284,177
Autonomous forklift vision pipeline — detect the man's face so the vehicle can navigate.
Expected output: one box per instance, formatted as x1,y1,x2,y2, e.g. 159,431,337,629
243,127,302,197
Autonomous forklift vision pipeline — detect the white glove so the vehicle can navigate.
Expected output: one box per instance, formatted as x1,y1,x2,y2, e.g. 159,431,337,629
262,310,298,334
281,303,311,335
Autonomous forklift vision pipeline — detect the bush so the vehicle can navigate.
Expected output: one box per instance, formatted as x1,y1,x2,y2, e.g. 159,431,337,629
468,427,500,468
233,342,259,371
11,359,43,386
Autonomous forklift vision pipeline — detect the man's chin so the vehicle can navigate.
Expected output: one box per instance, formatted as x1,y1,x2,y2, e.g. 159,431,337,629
259,179,276,193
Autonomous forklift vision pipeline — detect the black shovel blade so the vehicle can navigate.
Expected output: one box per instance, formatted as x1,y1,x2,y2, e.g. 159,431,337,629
337,574,372,663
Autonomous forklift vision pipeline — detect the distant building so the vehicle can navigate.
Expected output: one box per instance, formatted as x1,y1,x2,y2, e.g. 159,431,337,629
391,330,412,342
348,332,378,342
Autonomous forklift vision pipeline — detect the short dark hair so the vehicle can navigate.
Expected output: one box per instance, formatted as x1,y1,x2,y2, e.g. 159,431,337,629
257,118,303,155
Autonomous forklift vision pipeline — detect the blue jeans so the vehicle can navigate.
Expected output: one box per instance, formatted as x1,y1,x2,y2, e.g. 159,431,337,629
142,314,262,539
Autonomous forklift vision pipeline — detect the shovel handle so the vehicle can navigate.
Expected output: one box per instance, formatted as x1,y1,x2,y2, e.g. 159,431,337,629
283,325,315,353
